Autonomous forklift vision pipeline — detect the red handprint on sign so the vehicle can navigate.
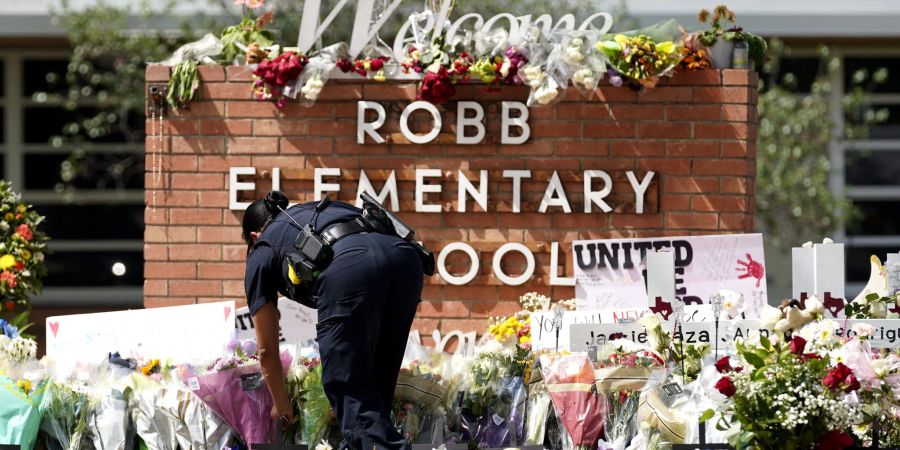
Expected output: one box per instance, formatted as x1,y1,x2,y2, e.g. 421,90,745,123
736,253,765,288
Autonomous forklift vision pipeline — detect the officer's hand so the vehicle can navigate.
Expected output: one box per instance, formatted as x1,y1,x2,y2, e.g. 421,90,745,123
271,403,294,427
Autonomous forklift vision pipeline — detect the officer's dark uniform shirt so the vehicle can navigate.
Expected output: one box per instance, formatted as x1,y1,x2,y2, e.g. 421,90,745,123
244,201,360,316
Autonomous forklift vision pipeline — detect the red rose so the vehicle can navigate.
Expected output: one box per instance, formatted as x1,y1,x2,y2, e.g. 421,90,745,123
417,67,456,105
15,224,33,241
790,335,807,355
715,376,736,397
824,363,857,392
336,58,353,73
816,430,854,450
3,300,14,311
715,356,733,373
844,374,860,393
370,58,385,71
14,261,24,271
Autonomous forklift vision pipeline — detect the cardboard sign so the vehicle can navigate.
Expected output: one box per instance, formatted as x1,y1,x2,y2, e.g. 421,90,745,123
814,242,846,317
235,297,317,347
46,301,235,366
646,250,676,306
573,234,766,315
836,320,900,348
792,246,816,300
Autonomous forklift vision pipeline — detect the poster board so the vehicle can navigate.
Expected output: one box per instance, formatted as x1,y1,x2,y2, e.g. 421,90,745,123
46,301,235,365
235,297,317,347
573,233,766,316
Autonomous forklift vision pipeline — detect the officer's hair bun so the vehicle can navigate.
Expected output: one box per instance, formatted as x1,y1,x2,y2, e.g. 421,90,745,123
263,191,289,215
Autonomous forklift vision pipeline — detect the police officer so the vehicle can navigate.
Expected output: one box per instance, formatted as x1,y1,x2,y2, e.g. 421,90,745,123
242,191,425,450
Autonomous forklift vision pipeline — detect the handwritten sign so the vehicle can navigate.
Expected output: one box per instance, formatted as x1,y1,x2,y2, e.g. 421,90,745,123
573,234,766,315
46,301,235,366
234,297,318,347
570,321,714,352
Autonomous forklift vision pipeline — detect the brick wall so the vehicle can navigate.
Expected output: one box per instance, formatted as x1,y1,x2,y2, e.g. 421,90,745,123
144,65,758,336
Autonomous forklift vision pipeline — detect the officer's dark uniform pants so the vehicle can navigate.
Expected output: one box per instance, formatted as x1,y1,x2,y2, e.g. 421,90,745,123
314,232,424,450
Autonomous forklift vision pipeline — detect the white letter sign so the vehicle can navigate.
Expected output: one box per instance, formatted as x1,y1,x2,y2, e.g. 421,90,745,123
357,101,386,144
229,167,256,210
456,101,485,144
400,101,442,144
501,101,530,144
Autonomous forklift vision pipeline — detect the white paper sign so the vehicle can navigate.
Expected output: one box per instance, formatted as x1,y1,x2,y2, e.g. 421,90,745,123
570,321,714,352
792,247,816,300
836,320,900,348
235,297,318,347
573,233,767,315
646,250,676,306
46,301,235,365
814,242,846,317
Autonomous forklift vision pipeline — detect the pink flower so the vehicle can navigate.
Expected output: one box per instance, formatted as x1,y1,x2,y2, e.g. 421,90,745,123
851,322,876,338
1,271,17,289
15,224,32,241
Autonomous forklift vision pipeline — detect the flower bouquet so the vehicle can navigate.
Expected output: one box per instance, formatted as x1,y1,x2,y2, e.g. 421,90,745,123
86,354,137,450
287,43,348,105
709,326,862,450
128,360,179,450
539,353,606,450
393,349,446,444
252,51,309,109
837,329,900,446
185,340,292,445
596,20,684,89
39,379,95,450
283,353,333,447
0,335,46,450
1,179,49,323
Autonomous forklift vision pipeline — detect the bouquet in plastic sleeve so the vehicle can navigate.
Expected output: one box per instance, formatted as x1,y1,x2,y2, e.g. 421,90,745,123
39,378,95,450
596,19,684,89
286,43,348,104
128,360,179,450
556,30,606,95
0,333,45,449
300,360,332,446
252,51,308,109
595,340,666,450
184,339,291,445
457,344,529,448
87,354,137,450
393,343,446,444
539,354,606,450
524,357,551,446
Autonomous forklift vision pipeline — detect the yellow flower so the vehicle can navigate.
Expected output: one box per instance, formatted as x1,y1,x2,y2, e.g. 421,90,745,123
656,41,675,55
3,213,12,221
614,34,628,45
21,250,31,261
0,254,16,270
17,379,31,393
374,70,386,82
16,204,26,213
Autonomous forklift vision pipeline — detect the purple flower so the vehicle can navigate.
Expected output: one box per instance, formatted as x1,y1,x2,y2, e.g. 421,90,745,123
241,340,258,356
226,338,240,353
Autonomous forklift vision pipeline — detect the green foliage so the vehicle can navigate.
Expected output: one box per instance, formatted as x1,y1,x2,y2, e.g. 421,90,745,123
0,180,49,325
42,0,197,195
166,60,201,110
219,17,277,64
756,39,888,248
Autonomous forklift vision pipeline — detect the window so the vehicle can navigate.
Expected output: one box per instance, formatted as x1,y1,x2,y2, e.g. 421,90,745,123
0,51,143,306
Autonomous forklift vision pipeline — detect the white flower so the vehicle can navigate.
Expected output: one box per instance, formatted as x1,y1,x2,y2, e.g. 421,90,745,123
0,221,8,232
718,290,743,318
761,305,783,329
823,237,834,244
534,79,559,105
802,241,813,248
572,68,595,89
34,252,44,262
499,60,512,78
21,270,30,277
571,37,584,47
805,295,825,315
564,46,584,64
288,362,310,384
0,336,37,363
315,439,332,450
851,322,876,338
522,65,543,87
301,75,324,101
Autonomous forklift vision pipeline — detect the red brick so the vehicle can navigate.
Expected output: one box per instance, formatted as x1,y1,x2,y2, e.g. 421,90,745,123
637,159,691,175
363,83,417,100
227,102,283,118
609,104,666,121
145,297,195,308
281,103,335,118
228,137,279,154
610,214,664,229
198,155,252,172
554,213,608,228
151,190,198,206
202,83,251,100
169,244,222,261
669,69,720,85
555,141,608,156
666,141,720,157
530,122,582,138
720,212,754,230
439,319,487,334
583,123,636,139
722,69,752,86
722,141,754,158
144,279,168,296
722,105,749,122
305,120,357,137
254,120,308,136
694,123,748,139
666,212,718,230
467,301,521,318
694,87,748,103
638,123,692,139
638,87,692,103
693,159,750,176
170,280,223,296
158,154,199,171
667,105,721,121
417,300,470,318
146,65,169,82
197,262,245,279
665,177,720,194
692,195,749,212
222,244,247,261
170,209,223,225
197,65,225,81
198,226,243,243
317,84,363,100
199,191,229,208
167,119,201,135
170,101,226,117
225,65,255,81
592,87,639,103
609,141,665,157
557,104,612,120
144,243,167,260
172,136,225,153
171,173,224,190
500,140,553,156
722,177,752,194
200,119,253,135
145,262,196,279
660,194,691,211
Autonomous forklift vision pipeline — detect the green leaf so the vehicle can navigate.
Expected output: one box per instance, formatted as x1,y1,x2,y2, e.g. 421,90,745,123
699,409,715,422
743,351,766,369
759,333,771,350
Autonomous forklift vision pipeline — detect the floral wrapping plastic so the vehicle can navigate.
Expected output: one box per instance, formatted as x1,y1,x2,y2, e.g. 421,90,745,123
39,379,95,450
300,364,331,446
0,374,47,450
459,376,527,448
186,351,291,445
86,358,136,450
524,366,551,445
555,30,606,95
540,354,606,450
128,374,179,450
597,19,685,89
286,43,348,104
